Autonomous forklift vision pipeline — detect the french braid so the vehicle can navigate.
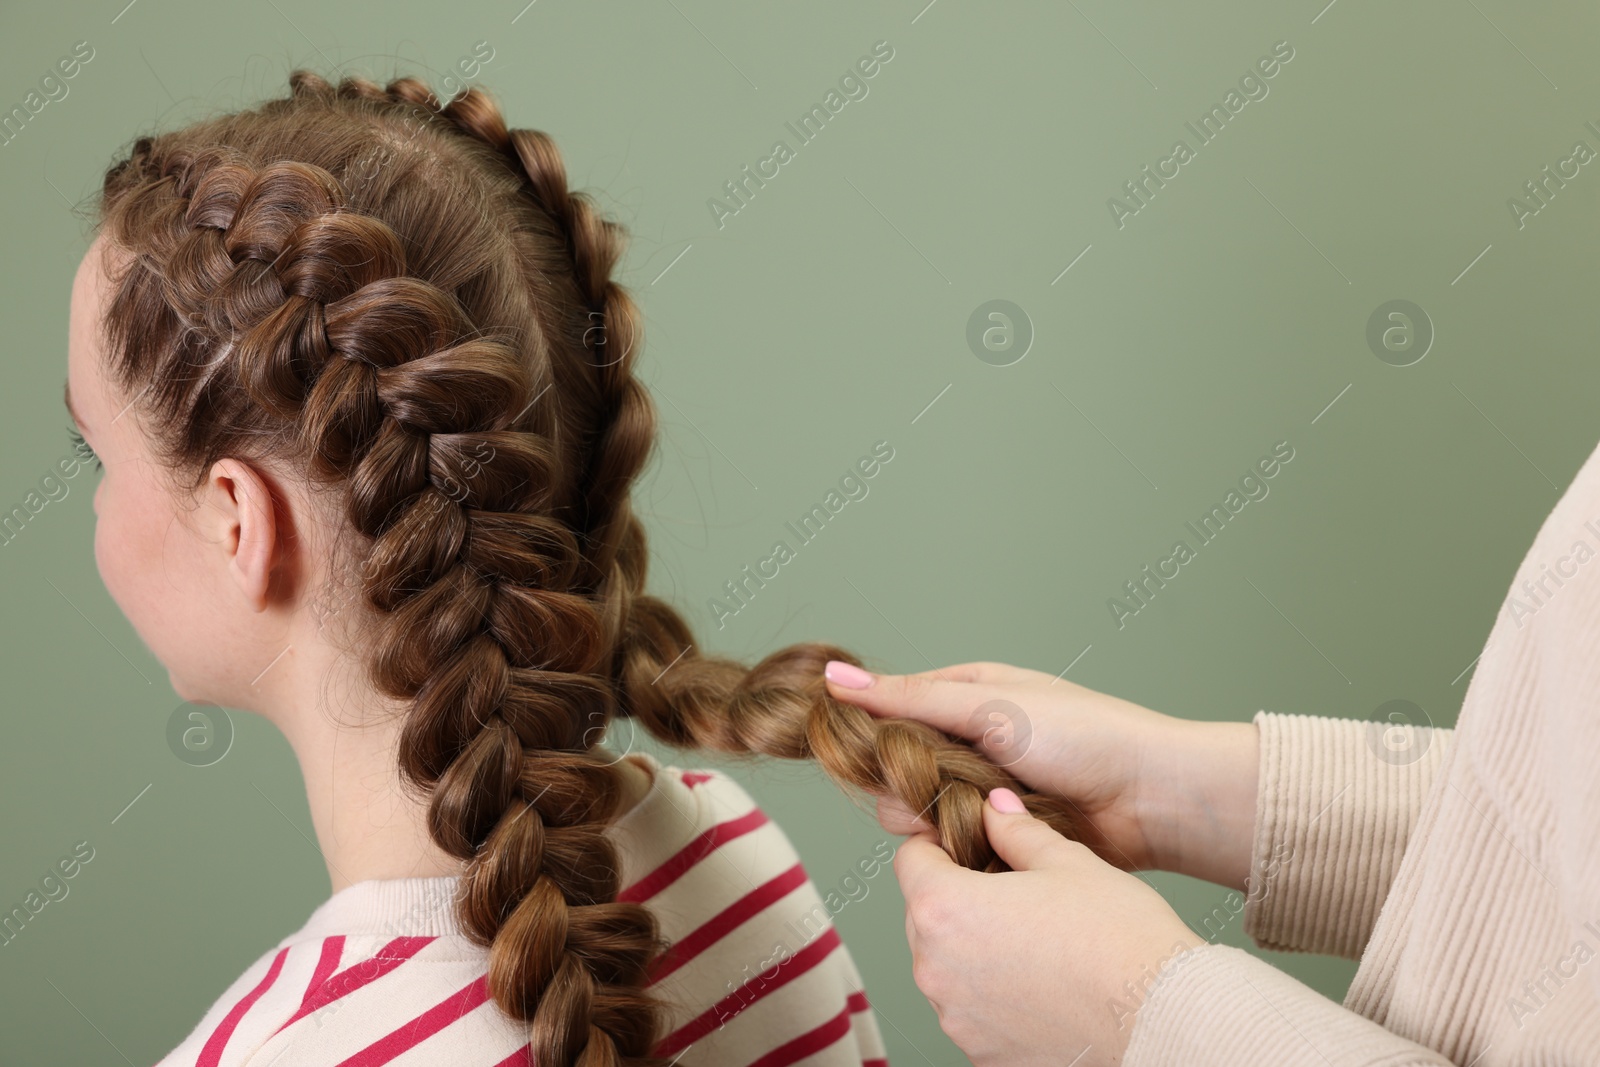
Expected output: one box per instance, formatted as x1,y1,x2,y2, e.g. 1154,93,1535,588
92,70,1107,1066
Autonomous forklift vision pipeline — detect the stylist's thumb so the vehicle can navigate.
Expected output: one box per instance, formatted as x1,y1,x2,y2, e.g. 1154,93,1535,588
981,787,1081,872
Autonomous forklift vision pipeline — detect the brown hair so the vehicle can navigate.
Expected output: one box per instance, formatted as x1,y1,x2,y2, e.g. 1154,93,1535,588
92,70,1102,1066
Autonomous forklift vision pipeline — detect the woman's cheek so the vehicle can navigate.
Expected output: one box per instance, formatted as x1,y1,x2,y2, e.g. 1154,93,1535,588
92,477,160,631
92,482,134,617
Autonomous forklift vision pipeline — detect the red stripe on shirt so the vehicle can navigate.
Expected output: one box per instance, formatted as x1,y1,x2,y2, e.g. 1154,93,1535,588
620,807,770,904
273,936,435,1036
743,1001,854,1067
297,936,345,1014
853,992,887,1067
490,1044,533,1067
335,975,492,1067
681,771,714,788
650,863,809,983
653,927,843,1058
198,946,290,1067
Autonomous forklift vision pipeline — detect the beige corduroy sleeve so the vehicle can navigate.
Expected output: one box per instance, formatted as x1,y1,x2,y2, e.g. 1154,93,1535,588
1121,711,1458,1066
1240,711,1453,958
1120,944,1455,1065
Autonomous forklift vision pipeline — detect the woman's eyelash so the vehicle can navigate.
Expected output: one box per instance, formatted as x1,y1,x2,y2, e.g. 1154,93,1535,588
68,427,102,472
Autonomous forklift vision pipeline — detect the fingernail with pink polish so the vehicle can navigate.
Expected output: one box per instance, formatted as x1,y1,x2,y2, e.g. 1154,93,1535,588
988,787,1026,814
824,660,874,689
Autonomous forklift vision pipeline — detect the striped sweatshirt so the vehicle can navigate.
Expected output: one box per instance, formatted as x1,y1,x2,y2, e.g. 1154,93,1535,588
155,756,890,1067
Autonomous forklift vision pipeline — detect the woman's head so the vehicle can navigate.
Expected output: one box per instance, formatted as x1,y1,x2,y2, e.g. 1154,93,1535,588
76,72,642,697
74,69,1101,1064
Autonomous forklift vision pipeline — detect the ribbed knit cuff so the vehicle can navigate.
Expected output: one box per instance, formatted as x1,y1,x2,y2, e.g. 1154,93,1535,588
1122,944,1453,1066
1241,712,1451,959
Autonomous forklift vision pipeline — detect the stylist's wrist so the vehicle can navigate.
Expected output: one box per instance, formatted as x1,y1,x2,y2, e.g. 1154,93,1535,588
1132,717,1260,889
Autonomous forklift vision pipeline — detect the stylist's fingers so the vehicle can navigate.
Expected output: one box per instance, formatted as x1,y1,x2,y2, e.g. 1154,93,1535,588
893,829,958,901
897,831,960,1014
899,833,936,949
823,661,993,739
981,787,1084,872
876,794,933,836
905,661,1035,685
903,907,946,1021
923,660,1043,685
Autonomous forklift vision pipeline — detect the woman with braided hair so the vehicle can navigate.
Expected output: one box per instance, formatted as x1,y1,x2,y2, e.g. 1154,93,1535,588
62,69,1097,1066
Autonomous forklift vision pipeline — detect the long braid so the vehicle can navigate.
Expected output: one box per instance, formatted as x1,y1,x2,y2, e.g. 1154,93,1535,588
294,73,668,1067
93,69,1110,1067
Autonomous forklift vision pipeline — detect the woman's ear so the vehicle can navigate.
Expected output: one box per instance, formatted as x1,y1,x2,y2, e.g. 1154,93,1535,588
205,458,279,612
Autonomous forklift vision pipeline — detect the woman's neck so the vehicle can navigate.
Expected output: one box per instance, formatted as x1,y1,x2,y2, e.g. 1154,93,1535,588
256,632,653,894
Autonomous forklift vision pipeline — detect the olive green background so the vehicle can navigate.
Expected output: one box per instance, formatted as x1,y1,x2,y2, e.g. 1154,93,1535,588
4,0,1599,1063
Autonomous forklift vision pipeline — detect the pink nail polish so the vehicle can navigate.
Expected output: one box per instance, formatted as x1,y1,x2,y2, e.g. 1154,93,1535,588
825,660,874,689
988,787,1026,814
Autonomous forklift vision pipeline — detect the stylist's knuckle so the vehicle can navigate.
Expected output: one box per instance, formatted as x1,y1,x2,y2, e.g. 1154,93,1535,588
910,953,944,996
874,796,894,827
898,672,936,705
892,843,915,880
909,886,953,930
1049,833,1086,858
942,1014,975,1049
1058,836,1098,866
904,886,931,926
879,812,916,836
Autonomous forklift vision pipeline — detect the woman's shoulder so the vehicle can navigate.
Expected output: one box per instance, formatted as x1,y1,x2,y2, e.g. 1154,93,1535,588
613,755,891,1067
152,930,530,1067
610,753,789,895
155,757,889,1066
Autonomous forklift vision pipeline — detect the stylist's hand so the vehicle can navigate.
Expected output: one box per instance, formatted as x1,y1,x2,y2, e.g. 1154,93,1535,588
823,659,1259,888
898,787,1204,1067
